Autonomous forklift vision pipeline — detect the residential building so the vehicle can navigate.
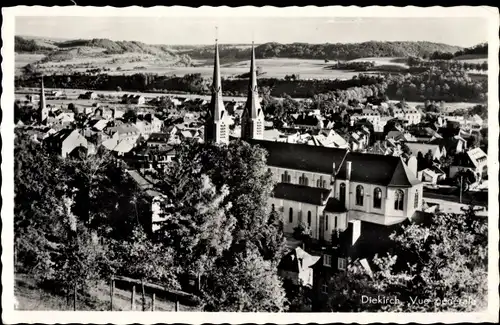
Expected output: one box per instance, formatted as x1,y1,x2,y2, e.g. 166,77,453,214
79,91,98,100
449,147,488,181
122,94,146,105
278,247,320,287
350,109,381,126
417,167,447,185
404,142,446,161
44,128,88,158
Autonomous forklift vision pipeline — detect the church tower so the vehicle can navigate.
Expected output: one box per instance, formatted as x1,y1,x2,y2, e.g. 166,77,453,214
39,76,49,125
204,38,229,144
241,42,264,141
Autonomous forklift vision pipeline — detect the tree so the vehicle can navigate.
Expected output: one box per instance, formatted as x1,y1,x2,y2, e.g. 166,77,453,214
155,172,235,277
202,247,288,312
113,226,180,289
326,211,487,312
254,209,287,264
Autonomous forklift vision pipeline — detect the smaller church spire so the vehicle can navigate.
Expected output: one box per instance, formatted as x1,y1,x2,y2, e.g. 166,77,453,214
39,75,47,124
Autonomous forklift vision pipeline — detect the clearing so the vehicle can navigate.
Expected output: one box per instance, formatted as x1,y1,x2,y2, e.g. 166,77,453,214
14,273,200,311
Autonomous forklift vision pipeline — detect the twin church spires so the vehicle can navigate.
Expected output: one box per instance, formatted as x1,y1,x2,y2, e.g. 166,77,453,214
205,38,264,144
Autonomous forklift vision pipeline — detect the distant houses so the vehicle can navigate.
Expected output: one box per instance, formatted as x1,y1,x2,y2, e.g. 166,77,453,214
78,91,98,100
122,94,146,105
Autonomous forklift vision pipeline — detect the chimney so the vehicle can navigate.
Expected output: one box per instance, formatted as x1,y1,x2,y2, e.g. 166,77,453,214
346,161,352,180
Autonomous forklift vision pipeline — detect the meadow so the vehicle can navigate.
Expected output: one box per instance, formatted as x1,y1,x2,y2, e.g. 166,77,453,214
15,53,407,80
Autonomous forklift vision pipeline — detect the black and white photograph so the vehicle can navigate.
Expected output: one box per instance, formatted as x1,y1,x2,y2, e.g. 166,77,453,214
1,5,499,324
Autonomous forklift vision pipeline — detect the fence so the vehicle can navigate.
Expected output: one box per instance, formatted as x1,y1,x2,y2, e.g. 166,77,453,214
58,275,200,311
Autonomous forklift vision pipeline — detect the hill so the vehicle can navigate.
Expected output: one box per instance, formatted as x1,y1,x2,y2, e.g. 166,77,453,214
183,41,463,61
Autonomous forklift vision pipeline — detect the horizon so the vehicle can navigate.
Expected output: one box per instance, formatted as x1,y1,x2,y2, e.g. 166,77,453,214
15,17,488,48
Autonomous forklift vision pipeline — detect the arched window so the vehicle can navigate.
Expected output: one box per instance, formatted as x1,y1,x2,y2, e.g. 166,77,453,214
289,207,293,223
287,173,291,183
356,185,364,206
339,183,346,204
316,177,327,188
394,190,404,211
307,211,312,227
334,216,338,229
414,190,419,209
271,204,275,212
373,187,382,209
325,216,329,230
282,171,291,183
299,173,308,186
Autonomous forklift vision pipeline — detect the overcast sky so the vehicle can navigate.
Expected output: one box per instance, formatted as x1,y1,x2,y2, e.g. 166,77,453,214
15,16,487,47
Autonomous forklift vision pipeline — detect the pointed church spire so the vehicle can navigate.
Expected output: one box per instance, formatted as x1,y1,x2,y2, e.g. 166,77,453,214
241,40,264,141
205,29,228,144
209,29,225,122
249,41,257,93
213,32,222,93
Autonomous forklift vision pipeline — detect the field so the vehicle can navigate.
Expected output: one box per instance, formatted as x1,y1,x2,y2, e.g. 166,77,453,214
454,54,488,63
15,274,199,311
390,100,483,113
348,56,409,68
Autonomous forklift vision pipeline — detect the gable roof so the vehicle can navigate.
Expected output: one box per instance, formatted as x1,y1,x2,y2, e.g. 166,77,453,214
405,142,441,157
272,183,331,205
336,152,420,187
278,247,321,273
324,197,348,213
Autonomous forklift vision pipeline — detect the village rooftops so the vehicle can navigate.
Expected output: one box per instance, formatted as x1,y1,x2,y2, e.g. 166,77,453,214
147,133,170,143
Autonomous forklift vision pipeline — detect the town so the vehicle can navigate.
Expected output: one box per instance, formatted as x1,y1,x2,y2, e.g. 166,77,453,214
13,18,489,313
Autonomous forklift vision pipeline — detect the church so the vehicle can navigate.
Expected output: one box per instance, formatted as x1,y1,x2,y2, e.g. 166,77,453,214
204,40,424,243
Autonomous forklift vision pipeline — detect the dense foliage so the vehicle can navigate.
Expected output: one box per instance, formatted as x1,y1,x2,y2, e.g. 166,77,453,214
326,210,488,312
16,64,486,102
14,130,287,311
14,36,54,53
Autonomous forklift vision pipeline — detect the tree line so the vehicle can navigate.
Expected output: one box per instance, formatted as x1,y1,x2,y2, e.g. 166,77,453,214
15,69,487,102
428,43,488,60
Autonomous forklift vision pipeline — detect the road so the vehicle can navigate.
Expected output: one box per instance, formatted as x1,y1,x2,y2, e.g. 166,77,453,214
17,87,307,102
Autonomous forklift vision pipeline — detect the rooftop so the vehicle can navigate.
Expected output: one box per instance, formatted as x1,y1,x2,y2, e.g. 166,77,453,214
272,183,331,206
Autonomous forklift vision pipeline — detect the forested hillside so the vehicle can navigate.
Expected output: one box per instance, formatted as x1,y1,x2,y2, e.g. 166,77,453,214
15,36,463,61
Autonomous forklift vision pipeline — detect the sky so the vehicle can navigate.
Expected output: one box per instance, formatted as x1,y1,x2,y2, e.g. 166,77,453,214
15,16,488,47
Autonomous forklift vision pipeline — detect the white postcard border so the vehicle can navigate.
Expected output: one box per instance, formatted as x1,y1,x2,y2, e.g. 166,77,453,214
2,5,499,324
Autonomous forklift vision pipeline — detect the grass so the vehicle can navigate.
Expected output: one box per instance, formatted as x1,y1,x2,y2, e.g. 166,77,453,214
15,54,405,80
14,274,200,312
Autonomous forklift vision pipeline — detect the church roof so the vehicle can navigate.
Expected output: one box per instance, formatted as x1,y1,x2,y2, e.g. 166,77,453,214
272,183,331,205
251,139,347,174
336,152,420,187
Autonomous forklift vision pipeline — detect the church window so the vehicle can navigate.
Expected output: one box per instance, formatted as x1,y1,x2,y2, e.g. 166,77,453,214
414,190,419,209
373,187,382,209
289,207,293,223
339,183,346,204
394,190,404,211
356,185,364,206
307,211,312,227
